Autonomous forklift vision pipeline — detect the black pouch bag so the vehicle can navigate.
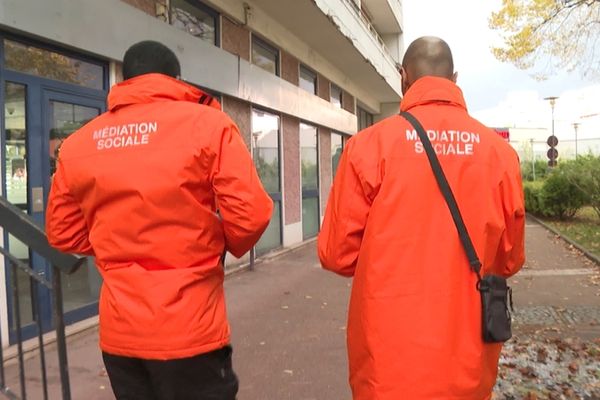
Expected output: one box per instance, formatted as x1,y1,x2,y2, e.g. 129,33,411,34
400,111,513,343
478,275,513,342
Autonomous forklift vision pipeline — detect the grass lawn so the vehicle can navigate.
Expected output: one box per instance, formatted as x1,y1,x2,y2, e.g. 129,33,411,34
542,207,600,259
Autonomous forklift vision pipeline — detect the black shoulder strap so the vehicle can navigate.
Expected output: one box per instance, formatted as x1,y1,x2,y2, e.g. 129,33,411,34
399,111,482,278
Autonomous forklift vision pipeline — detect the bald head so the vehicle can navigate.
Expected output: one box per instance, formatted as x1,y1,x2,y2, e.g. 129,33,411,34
401,36,456,94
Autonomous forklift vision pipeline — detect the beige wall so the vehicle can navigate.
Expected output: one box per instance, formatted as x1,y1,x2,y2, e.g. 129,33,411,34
319,128,332,214
222,95,252,148
317,73,330,102
120,0,157,16
343,90,355,114
281,50,299,86
222,17,251,61
283,115,301,225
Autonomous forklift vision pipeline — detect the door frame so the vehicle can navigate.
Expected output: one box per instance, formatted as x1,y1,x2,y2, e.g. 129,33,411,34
41,89,105,326
0,33,108,341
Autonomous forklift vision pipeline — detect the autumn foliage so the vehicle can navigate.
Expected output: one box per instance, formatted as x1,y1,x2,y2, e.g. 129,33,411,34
489,0,600,79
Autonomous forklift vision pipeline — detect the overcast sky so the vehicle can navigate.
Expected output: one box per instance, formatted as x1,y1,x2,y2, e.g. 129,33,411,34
401,0,594,112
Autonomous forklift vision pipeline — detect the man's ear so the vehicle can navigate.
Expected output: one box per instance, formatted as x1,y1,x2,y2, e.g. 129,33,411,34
401,66,409,95
451,71,458,83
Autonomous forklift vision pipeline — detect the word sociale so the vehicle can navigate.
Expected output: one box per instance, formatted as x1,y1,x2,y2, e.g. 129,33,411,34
406,129,480,155
93,122,158,150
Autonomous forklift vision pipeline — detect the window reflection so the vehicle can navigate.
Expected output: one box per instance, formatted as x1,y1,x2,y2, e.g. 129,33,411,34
252,37,279,75
4,39,104,90
331,133,343,178
300,66,317,95
358,106,374,131
331,84,343,108
49,101,99,174
4,82,27,206
3,82,33,327
300,123,318,190
252,109,282,253
300,123,319,239
170,0,218,45
252,110,280,194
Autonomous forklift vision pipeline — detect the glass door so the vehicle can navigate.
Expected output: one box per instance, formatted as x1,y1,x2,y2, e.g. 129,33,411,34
251,109,283,254
3,81,37,337
42,90,104,324
300,123,319,239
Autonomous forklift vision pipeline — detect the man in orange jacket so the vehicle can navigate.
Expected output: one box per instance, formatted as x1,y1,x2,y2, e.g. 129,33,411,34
46,41,273,399
318,37,525,400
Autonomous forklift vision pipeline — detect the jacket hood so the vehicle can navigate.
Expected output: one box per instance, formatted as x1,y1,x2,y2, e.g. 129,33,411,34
107,73,221,111
400,76,467,112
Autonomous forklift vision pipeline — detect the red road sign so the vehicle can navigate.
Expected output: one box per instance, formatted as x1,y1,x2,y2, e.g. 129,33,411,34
493,128,510,141
547,135,558,147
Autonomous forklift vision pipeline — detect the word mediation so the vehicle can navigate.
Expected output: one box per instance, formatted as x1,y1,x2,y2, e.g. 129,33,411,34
406,129,480,156
93,122,158,150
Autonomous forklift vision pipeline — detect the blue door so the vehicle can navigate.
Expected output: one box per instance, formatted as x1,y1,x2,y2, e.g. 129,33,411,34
1,35,107,340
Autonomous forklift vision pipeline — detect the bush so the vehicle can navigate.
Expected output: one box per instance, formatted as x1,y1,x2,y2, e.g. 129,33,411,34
538,164,587,219
521,159,550,182
561,155,600,218
523,181,543,214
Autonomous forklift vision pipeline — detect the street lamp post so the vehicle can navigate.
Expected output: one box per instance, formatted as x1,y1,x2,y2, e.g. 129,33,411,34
250,131,261,271
530,138,536,181
573,122,580,158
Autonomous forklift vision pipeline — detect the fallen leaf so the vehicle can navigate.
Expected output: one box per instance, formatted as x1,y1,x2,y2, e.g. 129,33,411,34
519,366,537,378
568,362,578,373
524,391,538,400
536,347,548,363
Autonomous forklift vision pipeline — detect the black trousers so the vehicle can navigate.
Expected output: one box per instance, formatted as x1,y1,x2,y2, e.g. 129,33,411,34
102,346,239,400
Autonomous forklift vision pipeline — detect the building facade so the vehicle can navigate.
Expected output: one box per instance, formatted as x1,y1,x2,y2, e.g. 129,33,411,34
0,0,403,345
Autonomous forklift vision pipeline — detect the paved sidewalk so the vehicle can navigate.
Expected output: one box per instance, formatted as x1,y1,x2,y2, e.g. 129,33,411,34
5,217,599,399
511,217,600,339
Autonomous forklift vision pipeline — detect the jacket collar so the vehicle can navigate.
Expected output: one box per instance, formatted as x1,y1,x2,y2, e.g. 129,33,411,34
107,73,221,111
400,76,467,112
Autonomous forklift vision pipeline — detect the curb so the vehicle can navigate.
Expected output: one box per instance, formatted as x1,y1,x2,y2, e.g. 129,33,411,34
527,213,600,267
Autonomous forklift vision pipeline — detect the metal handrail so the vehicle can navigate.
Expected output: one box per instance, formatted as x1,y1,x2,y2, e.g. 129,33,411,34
0,196,85,399
0,196,86,274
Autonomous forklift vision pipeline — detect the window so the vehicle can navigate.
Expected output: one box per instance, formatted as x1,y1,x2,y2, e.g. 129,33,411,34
331,133,344,178
300,123,319,239
252,36,279,75
252,109,282,253
299,65,317,95
330,84,343,108
170,0,219,45
3,39,104,90
357,106,374,131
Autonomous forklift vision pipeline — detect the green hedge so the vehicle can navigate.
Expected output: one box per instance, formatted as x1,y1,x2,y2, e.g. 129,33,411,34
521,159,550,182
523,181,544,215
561,155,600,219
539,168,587,219
522,157,599,220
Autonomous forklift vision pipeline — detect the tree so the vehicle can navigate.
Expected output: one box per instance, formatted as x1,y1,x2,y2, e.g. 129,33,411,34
489,0,600,79
4,40,99,88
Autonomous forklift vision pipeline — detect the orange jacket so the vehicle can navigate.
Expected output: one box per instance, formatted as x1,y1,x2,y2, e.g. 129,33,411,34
318,77,525,400
46,73,273,360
